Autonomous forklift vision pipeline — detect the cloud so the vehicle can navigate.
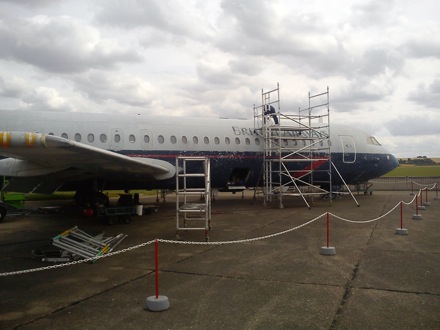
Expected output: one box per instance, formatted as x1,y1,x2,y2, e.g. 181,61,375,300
0,0,59,7
95,0,212,41
213,0,407,84
350,1,398,27
96,0,167,30
22,86,75,112
385,134,440,158
196,59,235,86
408,78,440,109
0,0,439,157
403,38,440,60
72,71,157,108
385,113,440,136
0,75,29,98
0,16,142,73
228,58,264,76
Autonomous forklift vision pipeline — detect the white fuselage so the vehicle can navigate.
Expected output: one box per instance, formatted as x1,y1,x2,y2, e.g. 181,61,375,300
0,110,398,190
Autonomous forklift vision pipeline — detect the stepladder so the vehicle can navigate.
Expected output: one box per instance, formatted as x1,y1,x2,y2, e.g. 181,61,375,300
175,156,212,241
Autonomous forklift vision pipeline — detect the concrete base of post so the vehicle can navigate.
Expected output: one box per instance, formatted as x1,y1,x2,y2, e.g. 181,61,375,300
412,214,423,220
145,295,170,312
423,202,431,207
320,246,336,255
418,205,426,210
395,228,408,235
435,197,440,200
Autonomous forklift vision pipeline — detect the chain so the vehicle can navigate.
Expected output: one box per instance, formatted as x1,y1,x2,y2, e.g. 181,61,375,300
412,182,437,190
0,240,156,277
329,201,401,223
159,214,325,245
1,190,437,277
0,216,325,277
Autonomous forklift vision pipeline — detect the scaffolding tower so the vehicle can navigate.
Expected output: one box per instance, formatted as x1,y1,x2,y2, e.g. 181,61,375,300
175,156,212,241
254,84,333,209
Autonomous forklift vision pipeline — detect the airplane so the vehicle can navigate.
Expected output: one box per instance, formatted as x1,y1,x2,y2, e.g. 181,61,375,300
0,109,398,220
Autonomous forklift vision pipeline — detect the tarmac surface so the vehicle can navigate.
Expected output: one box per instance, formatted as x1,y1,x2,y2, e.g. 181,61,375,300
1,189,440,329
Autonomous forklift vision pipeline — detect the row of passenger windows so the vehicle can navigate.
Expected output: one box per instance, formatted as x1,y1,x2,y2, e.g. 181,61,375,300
52,132,326,147
53,132,262,146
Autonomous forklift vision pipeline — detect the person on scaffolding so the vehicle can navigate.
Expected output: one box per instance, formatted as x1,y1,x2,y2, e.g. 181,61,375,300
263,105,279,125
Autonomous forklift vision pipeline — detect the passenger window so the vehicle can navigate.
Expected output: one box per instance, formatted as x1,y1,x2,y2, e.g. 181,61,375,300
88,133,94,143
255,138,260,145
61,133,68,139
214,137,220,145
204,137,209,144
245,138,250,145
75,133,81,142
193,136,199,144
129,134,136,143
144,135,150,143
171,136,177,144
235,137,240,145
225,137,230,144
158,135,165,144
100,134,107,143
182,136,188,144
114,134,121,143
49,132,54,136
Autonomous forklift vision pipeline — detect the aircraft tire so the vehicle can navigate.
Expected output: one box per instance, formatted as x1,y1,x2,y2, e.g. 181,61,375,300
0,205,6,223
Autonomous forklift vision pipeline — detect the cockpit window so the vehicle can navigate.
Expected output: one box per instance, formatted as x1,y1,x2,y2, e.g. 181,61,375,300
367,136,381,146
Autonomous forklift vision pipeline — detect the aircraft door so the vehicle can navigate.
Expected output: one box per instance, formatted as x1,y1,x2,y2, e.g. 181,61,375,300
340,135,356,163
111,128,124,151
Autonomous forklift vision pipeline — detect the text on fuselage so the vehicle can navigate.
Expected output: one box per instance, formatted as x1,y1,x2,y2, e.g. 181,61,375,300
232,126,255,136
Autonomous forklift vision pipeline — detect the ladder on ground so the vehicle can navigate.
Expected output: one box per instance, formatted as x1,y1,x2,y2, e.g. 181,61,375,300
52,226,127,261
175,156,212,241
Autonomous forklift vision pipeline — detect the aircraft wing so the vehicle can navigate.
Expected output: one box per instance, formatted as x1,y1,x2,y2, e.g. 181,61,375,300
0,131,176,193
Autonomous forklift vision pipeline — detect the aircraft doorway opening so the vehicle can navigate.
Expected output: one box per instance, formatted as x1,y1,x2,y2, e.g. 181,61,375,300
227,168,250,191
340,135,356,163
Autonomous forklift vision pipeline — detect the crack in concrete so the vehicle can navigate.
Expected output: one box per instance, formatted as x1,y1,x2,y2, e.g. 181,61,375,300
329,192,395,329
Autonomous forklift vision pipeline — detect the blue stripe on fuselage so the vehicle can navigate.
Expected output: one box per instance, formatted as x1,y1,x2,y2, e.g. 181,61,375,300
119,150,398,189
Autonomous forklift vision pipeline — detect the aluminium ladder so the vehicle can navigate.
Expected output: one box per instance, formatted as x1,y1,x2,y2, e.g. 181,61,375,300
175,156,212,241
52,226,127,262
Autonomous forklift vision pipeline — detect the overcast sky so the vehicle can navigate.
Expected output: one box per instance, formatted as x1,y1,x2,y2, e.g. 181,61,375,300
0,0,439,157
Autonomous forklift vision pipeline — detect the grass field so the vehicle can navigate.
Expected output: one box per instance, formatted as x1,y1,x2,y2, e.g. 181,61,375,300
384,165,440,177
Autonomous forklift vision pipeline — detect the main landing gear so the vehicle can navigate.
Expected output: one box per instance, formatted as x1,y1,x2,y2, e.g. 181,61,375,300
74,190,110,215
